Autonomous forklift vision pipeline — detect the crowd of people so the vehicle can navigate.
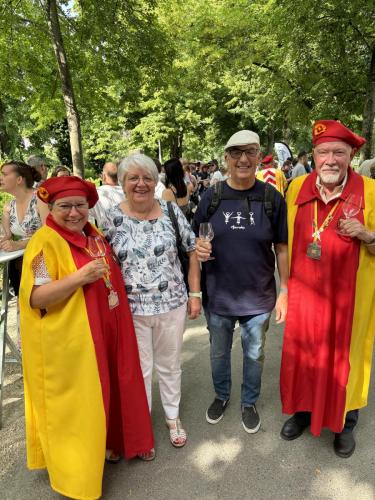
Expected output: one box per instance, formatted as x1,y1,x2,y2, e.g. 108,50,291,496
0,120,374,500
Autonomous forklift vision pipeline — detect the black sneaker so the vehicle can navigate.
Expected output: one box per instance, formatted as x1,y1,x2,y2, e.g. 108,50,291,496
206,398,230,424
242,405,261,433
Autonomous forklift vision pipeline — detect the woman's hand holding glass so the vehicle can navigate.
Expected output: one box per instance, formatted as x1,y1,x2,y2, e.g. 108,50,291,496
77,259,108,285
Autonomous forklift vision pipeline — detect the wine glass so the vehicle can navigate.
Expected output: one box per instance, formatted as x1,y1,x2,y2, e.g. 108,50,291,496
343,194,362,219
199,222,215,260
337,194,362,235
87,236,106,258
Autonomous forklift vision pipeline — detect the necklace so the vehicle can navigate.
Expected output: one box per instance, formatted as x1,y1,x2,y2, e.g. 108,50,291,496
126,200,157,220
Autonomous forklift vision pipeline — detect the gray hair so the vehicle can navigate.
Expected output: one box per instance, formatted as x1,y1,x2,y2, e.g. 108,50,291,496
27,155,46,167
118,154,159,185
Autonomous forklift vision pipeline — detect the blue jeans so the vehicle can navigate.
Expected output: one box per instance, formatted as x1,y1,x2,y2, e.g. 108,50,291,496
205,310,271,407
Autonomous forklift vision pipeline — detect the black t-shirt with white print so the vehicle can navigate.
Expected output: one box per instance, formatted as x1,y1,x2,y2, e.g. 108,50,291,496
192,180,288,316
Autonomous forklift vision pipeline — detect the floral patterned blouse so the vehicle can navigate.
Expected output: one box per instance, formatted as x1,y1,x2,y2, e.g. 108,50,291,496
8,192,42,239
101,200,195,316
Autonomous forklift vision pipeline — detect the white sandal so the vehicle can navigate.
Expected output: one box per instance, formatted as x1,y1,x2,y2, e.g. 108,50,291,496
166,418,187,448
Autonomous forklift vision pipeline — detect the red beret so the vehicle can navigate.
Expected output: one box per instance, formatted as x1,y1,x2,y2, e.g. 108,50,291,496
312,120,366,150
37,176,98,208
261,155,273,165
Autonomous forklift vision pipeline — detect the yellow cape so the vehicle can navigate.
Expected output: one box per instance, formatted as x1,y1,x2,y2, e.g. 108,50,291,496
287,175,375,417
20,226,106,500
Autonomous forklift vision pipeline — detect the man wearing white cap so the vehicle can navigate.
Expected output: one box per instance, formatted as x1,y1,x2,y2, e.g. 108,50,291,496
193,130,288,433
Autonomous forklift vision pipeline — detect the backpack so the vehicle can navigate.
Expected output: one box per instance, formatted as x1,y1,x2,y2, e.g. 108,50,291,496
204,180,276,226
167,201,190,291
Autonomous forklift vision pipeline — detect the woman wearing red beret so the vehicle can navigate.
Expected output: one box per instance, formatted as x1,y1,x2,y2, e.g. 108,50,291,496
19,176,154,499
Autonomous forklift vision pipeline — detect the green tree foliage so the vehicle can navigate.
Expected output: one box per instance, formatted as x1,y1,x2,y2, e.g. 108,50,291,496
0,0,373,168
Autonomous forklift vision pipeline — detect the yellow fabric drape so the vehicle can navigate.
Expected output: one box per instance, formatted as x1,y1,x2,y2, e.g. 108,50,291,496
286,175,375,418
20,225,106,500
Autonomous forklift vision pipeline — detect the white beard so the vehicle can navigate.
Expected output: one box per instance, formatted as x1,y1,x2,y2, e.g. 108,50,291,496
319,171,341,185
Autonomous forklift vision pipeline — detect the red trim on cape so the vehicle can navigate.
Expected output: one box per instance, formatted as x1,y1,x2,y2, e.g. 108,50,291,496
280,170,365,435
46,215,154,457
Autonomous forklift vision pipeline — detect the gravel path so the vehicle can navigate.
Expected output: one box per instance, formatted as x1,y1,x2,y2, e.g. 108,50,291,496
1,300,375,499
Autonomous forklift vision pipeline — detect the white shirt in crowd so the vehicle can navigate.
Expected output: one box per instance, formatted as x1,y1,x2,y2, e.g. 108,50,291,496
90,184,125,228
210,170,226,186
154,180,165,199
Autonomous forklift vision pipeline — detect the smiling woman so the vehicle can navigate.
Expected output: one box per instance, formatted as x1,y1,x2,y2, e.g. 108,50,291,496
102,153,201,451
19,176,153,499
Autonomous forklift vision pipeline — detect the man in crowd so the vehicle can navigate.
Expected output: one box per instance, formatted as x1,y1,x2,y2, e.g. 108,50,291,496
280,120,375,458
358,158,375,178
90,161,125,227
194,130,288,434
196,162,210,195
291,151,310,179
256,154,288,196
27,155,49,185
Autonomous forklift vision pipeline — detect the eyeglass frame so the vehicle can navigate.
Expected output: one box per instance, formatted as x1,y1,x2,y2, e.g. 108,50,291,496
226,147,260,159
51,201,90,213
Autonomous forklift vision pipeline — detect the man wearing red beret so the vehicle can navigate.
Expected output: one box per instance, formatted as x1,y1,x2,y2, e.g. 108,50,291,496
256,154,288,196
280,120,375,458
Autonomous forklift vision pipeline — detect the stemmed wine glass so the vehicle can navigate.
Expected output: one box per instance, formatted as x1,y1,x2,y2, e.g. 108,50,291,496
199,222,215,260
337,194,362,234
87,236,107,258
342,194,362,219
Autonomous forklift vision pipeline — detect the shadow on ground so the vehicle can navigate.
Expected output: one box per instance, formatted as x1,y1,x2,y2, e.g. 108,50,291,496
1,303,375,499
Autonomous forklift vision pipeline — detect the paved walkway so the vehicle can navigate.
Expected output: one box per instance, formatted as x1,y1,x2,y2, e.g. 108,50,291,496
1,300,375,499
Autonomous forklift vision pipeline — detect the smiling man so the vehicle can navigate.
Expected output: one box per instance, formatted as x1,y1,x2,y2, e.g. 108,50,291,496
193,130,288,434
280,120,375,458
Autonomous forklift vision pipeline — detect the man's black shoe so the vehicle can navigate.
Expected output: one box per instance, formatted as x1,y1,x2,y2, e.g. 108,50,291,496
206,398,230,424
280,415,309,441
333,431,356,458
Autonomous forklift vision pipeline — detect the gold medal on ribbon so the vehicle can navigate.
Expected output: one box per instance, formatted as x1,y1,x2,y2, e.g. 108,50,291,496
307,199,341,261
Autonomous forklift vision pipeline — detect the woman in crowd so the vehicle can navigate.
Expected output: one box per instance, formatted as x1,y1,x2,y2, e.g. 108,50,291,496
102,154,201,451
19,176,153,500
51,165,71,177
0,161,49,326
162,157,194,220
0,160,48,252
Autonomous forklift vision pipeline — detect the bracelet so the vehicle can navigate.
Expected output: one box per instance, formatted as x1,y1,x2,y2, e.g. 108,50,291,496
279,287,288,294
189,292,202,298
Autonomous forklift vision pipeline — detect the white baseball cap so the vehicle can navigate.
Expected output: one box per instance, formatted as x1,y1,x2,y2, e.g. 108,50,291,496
224,130,260,150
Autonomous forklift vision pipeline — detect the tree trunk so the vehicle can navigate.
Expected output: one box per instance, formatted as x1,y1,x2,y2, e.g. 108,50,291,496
170,133,183,158
361,43,375,160
45,0,84,177
266,127,274,155
0,99,11,158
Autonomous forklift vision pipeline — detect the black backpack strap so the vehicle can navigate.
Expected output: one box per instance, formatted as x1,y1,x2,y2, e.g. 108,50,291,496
206,180,225,220
167,201,182,247
264,183,275,219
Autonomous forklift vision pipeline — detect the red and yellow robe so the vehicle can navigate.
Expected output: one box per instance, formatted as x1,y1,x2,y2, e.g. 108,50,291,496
281,168,375,435
256,167,288,196
20,215,154,500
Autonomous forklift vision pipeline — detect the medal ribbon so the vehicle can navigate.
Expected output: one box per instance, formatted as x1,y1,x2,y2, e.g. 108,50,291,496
84,238,113,291
312,199,341,242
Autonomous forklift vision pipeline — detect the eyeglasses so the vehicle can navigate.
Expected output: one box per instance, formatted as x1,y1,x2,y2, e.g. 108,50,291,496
228,148,260,159
126,175,155,185
53,202,89,213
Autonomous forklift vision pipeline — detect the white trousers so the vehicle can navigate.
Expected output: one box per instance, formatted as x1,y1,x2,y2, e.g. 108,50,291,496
132,303,187,420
